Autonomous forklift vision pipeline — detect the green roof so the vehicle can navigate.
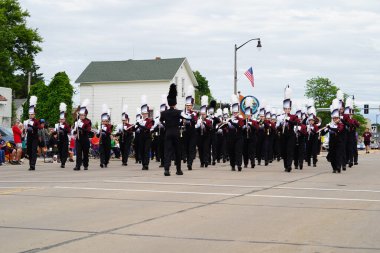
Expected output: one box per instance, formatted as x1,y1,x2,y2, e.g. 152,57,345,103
75,58,186,83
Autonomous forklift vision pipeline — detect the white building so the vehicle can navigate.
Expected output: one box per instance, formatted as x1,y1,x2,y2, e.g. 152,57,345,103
76,57,198,124
0,87,12,128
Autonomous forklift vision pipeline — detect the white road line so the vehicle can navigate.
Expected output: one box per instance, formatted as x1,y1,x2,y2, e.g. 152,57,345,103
104,180,380,193
104,180,269,188
54,186,380,203
54,186,239,196
247,194,380,203
0,181,96,183
0,186,42,189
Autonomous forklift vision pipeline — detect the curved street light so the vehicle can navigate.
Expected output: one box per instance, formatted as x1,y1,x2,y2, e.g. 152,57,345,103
234,38,261,95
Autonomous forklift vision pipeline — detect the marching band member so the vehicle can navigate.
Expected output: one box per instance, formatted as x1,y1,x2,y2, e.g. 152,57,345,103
208,100,220,166
136,95,153,170
117,105,134,166
272,109,282,162
294,104,307,170
263,106,275,166
305,106,319,167
279,85,299,172
56,103,71,168
155,96,167,168
322,99,345,173
256,104,266,166
242,97,258,168
73,99,92,171
196,96,212,168
182,85,198,170
342,97,360,168
134,108,142,164
227,94,244,171
25,96,41,171
160,84,191,176
97,104,113,168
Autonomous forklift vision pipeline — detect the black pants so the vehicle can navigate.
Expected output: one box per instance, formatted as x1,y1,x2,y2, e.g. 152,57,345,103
211,132,218,163
198,134,211,166
99,136,111,166
216,134,225,161
353,138,358,163
141,135,152,167
27,137,38,169
256,133,265,164
294,138,305,169
58,141,69,166
158,135,165,166
228,134,243,168
76,138,90,168
281,133,296,170
164,132,181,171
243,137,256,166
121,134,132,165
134,133,141,163
306,136,318,165
183,130,197,166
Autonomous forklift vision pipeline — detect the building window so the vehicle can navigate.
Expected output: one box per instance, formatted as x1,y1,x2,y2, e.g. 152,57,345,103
182,78,185,97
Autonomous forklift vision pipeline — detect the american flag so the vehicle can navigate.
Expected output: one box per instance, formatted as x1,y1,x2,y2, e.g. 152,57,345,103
244,67,254,87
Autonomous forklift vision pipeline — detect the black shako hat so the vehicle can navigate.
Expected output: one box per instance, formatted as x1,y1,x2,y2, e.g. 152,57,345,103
167,83,177,106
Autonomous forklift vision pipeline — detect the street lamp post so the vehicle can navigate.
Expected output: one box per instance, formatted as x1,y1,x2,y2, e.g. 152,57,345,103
234,38,261,95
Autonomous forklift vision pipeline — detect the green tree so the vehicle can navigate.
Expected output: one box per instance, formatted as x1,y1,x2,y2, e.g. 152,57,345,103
305,77,339,126
46,72,74,125
193,70,214,105
22,72,74,126
0,0,43,97
305,77,367,134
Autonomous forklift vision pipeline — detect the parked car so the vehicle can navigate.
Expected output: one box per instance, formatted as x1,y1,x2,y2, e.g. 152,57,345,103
370,142,379,149
0,126,14,143
357,142,365,150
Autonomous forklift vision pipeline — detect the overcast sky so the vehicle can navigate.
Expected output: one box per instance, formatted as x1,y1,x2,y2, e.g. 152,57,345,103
21,0,380,122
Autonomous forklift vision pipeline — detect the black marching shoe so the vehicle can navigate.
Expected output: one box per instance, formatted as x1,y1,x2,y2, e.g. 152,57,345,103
231,166,236,171
212,161,216,166
73,167,80,171
313,164,317,167
142,166,149,170
307,162,311,166
244,164,248,168
28,167,35,171
105,164,108,168
354,162,358,165
187,165,192,170
84,167,88,170
200,163,204,168
295,165,298,170
164,170,171,176
251,164,255,169
238,166,242,172
61,164,65,168
265,161,269,166
299,165,303,170
100,164,104,168
205,163,208,168
176,170,183,175
342,167,346,171
349,163,353,168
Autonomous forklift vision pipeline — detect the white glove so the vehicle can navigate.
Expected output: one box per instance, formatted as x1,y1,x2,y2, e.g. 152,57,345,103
232,119,238,124
310,126,314,130
307,125,310,131
286,116,290,121
78,120,84,128
28,119,34,126
340,116,343,119
298,126,301,131
217,129,223,134
102,126,107,131
60,123,65,129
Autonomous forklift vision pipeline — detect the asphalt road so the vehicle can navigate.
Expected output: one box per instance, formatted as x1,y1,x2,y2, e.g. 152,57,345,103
1,151,380,253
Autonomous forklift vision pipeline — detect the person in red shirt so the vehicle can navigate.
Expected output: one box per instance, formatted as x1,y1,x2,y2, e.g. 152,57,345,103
363,128,372,154
12,119,23,164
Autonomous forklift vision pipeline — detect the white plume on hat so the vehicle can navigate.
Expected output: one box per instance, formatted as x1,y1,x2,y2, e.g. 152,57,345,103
161,94,167,104
30,95,37,107
102,104,108,114
245,97,253,108
309,106,316,116
81,99,89,108
136,107,141,114
231,94,238,104
186,85,194,97
284,85,292,99
216,108,223,117
123,104,128,114
201,95,208,107
59,102,67,112
336,89,344,100
141,95,147,105
223,108,229,115
331,98,340,111
346,97,353,108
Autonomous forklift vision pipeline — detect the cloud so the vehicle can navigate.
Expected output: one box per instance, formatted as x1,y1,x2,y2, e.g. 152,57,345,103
20,0,380,118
